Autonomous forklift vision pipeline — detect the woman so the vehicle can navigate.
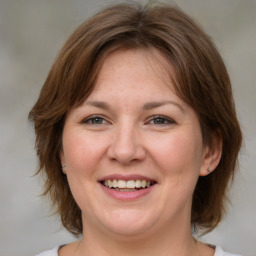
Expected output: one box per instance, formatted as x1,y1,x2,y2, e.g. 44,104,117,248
30,2,243,256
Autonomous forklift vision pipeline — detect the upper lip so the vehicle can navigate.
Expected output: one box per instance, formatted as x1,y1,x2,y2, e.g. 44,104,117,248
98,174,157,182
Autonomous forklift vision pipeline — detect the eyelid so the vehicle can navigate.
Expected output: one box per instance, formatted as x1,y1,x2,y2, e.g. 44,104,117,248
80,114,175,125
81,115,111,125
146,115,176,125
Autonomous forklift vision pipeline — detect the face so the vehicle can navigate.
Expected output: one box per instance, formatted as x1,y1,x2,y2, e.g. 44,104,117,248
61,49,212,238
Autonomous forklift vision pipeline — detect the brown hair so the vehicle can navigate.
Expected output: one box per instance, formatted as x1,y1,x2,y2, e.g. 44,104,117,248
29,2,242,236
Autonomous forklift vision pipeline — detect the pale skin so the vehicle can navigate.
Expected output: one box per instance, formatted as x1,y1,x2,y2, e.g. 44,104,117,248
59,48,222,256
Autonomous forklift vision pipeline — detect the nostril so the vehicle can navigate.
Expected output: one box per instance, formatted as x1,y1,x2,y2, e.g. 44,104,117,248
107,143,146,164
106,127,146,164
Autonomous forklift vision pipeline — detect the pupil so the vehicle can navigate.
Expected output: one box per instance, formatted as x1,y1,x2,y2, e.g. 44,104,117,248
155,118,164,124
92,118,102,124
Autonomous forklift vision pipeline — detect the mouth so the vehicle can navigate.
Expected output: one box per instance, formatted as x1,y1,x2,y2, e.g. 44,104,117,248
100,179,156,192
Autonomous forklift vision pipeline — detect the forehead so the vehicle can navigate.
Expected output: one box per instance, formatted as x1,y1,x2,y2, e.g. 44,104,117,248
74,48,191,117
92,48,177,96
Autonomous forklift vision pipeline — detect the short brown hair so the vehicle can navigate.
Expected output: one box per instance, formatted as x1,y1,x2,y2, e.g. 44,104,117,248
29,2,242,236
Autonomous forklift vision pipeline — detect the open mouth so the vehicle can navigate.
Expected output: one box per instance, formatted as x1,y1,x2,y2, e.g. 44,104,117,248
100,179,156,192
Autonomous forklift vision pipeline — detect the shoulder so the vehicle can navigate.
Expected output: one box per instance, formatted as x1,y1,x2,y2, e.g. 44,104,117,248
215,246,243,256
35,246,60,256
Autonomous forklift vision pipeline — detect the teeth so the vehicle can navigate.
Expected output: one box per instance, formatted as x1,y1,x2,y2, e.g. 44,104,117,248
117,180,126,188
127,180,135,188
108,180,113,187
135,180,141,188
112,179,118,188
103,179,153,189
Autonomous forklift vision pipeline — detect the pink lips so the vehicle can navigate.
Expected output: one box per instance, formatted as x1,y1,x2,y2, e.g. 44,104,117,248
98,174,156,201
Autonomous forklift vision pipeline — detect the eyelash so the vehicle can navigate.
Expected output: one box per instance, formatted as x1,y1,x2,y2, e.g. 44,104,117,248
147,115,175,125
82,115,109,125
82,115,175,126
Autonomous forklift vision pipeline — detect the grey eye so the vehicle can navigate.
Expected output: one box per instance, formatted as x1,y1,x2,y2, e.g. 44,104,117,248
153,117,167,124
90,117,104,124
149,116,174,125
83,116,107,125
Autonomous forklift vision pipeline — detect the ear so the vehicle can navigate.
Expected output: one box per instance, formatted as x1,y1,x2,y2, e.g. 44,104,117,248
200,133,222,176
60,150,66,174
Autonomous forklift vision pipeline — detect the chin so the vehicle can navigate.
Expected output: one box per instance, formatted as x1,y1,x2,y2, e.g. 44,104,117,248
97,209,158,237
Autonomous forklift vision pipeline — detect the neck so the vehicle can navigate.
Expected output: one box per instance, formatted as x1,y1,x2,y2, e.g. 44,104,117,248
76,216,197,256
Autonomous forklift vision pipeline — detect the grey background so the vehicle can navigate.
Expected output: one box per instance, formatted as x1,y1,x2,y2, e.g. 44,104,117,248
0,0,255,255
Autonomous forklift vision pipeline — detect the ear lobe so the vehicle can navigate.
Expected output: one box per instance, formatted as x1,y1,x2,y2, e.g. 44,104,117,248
60,151,66,174
200,134,222,176
61,165,66,174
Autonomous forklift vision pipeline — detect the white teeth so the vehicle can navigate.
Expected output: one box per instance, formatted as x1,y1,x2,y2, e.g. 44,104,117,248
103,179,153,189
126,180,135,188
112,179,118,188
117,180,126,188
135,180,141,188
108,180,113,187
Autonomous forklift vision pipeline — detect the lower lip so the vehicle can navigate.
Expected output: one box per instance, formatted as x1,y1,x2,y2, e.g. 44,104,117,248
100,183,155,201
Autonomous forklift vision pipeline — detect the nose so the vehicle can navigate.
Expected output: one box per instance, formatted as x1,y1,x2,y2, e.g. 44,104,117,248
107,123,146,165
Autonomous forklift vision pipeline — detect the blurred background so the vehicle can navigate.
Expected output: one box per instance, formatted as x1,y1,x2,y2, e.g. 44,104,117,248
0,0,255,255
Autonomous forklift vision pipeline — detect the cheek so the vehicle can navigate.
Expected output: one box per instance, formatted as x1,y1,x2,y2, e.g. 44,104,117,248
61,131,105,208
149,131,203,176
62,130,106,176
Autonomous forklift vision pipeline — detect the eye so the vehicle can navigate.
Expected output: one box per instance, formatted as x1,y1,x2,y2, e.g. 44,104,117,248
82,115,109,125
148,115,175,125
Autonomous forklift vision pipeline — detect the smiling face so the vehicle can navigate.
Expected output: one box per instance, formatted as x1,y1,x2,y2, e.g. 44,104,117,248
60,48,214,238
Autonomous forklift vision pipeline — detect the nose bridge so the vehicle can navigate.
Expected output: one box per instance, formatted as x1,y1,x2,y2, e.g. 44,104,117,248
108,119,145,164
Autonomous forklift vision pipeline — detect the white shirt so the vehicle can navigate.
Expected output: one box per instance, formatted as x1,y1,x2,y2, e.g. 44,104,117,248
35,245,243,256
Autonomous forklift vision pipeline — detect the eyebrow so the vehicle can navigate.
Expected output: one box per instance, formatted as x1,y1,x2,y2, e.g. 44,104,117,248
84,100,185,112
83,101,110,110
142,101,185,112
